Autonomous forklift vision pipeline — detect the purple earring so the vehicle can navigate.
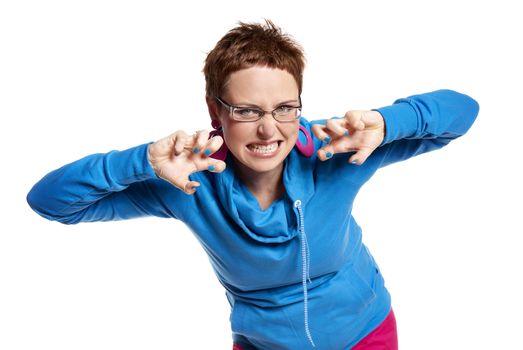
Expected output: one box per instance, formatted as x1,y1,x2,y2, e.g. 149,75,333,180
295,125,314,157
208,119,228,161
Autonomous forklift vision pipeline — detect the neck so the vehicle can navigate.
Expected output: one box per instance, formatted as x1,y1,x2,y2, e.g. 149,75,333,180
233,160,285,199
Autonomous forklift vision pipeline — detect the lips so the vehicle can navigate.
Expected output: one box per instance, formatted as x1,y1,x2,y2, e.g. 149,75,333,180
247,140,282,146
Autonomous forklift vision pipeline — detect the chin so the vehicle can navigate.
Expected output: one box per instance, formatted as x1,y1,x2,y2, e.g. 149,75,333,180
241,157,284,173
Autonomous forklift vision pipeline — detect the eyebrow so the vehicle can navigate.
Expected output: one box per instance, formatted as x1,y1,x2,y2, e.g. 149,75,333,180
234,99,299,108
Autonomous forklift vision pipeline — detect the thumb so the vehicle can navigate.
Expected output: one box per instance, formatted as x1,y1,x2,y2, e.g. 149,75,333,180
183,180,201,195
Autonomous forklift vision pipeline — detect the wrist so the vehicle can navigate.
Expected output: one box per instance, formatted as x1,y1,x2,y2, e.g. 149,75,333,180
373,101,418,145
147,143,161,179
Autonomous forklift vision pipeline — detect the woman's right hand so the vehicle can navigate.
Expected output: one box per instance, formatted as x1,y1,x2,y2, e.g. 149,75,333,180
147,130,226,195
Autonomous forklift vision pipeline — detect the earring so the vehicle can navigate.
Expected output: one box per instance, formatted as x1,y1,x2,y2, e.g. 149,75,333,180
295,125,314,157
208,119,228,161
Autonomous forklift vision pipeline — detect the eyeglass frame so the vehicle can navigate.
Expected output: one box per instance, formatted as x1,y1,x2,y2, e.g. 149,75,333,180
215,96,302,122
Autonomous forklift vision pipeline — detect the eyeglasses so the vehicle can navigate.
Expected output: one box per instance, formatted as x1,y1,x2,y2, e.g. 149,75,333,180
215,96,302,122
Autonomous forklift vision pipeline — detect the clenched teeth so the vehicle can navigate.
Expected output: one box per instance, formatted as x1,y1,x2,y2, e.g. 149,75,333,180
247,142,278,153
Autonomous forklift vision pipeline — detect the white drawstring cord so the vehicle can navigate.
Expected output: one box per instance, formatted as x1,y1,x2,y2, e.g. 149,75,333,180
294,200,316,348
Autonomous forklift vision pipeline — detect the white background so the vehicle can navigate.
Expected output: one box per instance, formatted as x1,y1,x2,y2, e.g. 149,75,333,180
1,0,522,349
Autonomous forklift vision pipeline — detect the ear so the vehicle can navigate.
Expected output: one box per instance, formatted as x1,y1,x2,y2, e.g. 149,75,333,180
206,96,221,125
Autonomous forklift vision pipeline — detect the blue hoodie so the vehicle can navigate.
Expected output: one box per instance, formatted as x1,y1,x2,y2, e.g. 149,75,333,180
27,89,479,349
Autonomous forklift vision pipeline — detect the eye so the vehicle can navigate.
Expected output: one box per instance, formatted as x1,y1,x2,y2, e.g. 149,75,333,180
275,105,295,113
236,108,262,117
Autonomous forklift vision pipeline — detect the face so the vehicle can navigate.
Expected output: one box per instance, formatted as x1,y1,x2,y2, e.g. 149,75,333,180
208,66,301,176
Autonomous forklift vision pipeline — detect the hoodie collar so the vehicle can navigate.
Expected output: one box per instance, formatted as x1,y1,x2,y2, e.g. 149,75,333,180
215,142,315,244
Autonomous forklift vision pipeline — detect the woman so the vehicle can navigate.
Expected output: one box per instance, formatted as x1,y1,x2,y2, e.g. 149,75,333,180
27,20,479,349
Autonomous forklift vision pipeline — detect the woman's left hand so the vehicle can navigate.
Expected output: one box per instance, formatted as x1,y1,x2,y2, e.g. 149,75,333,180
311,110,385,165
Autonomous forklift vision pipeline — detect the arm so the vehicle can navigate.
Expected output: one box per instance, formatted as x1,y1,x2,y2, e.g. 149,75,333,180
26,142,178,224
26,129,226,225
374,89,479,167
311,89,479,167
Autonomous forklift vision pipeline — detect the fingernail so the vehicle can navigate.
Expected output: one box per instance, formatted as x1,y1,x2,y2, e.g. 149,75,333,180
325,152,332,158
208,165,215,171
204,149,211,156
193,147,199,154
323,136,331,143
351,159,359,164
344,131,350,136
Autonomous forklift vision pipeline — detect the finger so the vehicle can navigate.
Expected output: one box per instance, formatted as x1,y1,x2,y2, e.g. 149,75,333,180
174,132,192,156
183,180,201,195
204,160,227,173
348,147,374,165
317,143,336,161
192,130,210,154
344,111,365,131
311,124,335,143
202,134,224,157
325,118,349,137
316,136,359,161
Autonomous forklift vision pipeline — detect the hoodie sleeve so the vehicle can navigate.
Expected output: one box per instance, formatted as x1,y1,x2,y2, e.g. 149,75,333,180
373,89,479,167
26,142,186,225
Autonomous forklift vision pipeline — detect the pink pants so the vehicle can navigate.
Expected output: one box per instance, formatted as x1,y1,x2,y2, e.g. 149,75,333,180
351,308,398,350
232,308,398,350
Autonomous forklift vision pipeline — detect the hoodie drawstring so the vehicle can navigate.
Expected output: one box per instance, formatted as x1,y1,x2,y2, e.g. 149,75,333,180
294,200,316,348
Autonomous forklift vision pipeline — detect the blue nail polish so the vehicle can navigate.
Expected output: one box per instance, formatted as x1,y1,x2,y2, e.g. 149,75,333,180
208,165,215,171
204,149,211,156
344,131,350,136
324,136,331,143
326,152,332,158
193,147,199,154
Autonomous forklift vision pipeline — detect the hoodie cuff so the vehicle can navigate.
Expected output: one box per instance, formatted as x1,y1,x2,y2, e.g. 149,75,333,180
105,141,160,187
374,101,418,145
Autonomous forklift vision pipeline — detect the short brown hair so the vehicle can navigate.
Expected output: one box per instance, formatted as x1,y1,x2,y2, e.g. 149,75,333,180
203,19,306,98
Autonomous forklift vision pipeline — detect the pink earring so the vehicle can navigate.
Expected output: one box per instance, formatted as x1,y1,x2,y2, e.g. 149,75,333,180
295,125,314,157
208,119,228,161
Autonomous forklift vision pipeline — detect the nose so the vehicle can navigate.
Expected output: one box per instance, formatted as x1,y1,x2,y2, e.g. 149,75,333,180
256,113,278,139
